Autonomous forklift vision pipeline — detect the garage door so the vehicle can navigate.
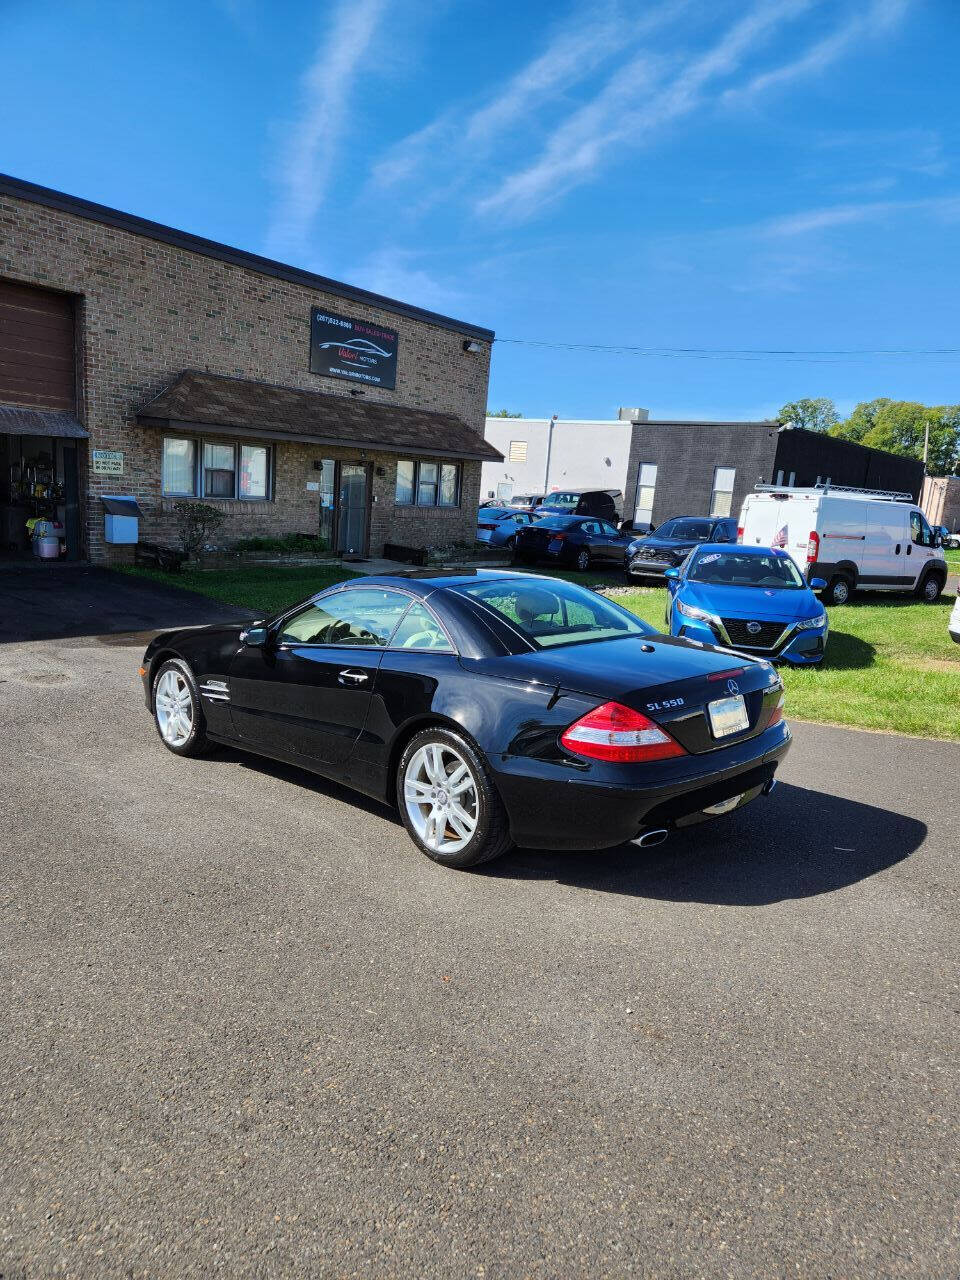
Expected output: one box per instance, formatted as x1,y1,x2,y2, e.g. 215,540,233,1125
0,279,76,411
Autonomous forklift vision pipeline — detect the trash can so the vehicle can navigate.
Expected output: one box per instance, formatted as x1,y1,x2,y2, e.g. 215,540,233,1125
101,495,144,544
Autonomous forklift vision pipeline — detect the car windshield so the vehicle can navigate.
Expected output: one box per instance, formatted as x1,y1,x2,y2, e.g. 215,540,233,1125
657,519,714,541
533,516,579,531
541,492,580,511
688,550,806,589
457,578,651,649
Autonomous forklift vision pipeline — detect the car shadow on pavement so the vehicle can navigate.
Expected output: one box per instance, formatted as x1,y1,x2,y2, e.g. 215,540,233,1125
484,783,925,905
224,748,401,824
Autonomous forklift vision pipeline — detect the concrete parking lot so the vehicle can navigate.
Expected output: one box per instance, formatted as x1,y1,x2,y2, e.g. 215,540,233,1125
2,571,959,1277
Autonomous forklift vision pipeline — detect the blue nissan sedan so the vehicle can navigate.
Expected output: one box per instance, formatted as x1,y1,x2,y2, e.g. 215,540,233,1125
664,545,828,665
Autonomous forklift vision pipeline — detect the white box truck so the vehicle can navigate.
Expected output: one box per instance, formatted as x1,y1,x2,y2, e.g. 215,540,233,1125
737,484,947,606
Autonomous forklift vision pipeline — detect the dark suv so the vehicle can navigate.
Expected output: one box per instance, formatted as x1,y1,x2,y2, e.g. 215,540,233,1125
626,515,739,578
536,489,623,523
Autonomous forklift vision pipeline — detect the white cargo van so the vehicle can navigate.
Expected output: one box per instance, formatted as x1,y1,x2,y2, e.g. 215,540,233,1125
737,484,947,606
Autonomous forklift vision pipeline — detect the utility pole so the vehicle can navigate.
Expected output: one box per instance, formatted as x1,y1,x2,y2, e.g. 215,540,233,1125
543,414,558,493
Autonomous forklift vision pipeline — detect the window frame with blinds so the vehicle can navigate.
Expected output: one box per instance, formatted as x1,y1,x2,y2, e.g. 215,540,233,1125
161,435,273,501
394,458,461,508
709,466,736,518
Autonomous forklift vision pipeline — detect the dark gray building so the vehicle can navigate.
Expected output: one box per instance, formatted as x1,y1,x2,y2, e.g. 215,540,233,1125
624,420,924,528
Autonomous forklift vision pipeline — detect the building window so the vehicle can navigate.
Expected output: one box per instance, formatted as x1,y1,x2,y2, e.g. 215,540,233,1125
395,459,415,505
439,463,460,507
203,442,236,498
240,444,269,499
710,466,736,517
162,435,271,500
162,437,197,496
508,440,527,463
417,461,439,506
395,459,462,508
634,462,657,527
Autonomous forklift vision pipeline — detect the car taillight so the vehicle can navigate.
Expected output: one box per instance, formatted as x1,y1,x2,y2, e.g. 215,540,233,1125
560,701,686,763
550,532,567,542
767,691,786,727
806,530,820,564
736,526,744,543
478,523,495,531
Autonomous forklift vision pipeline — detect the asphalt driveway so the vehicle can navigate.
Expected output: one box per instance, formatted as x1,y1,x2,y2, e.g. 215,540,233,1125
1,607,958,1277
0,563,253,643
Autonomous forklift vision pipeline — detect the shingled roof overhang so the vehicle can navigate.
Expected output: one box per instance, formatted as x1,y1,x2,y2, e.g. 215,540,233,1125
137,371,504,463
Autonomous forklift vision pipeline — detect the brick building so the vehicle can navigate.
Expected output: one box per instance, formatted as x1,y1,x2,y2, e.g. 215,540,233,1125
0,174,499,565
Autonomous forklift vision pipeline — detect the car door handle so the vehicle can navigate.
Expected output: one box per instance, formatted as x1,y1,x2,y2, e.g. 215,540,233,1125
338,669,369,685
895,543,901,554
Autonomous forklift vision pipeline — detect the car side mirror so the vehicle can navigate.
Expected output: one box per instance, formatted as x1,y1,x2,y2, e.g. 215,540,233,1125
935,534,944,548
241,624,269,647
809,577,827,591
663,567,680,581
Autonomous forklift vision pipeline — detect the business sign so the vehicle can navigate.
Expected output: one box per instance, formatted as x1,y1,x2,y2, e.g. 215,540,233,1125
310,307,398,389
92,449,124,476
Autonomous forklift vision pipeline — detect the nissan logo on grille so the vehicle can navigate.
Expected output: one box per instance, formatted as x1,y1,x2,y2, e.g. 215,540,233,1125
746,621,762,635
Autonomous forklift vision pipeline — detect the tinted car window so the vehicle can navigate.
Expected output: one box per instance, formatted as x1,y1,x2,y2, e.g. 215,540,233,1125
541,492,580,511
279,589,409,646
390,602,454,651
458,579,650,649
600,521,621,537
657,518,714,541
688,550,805,589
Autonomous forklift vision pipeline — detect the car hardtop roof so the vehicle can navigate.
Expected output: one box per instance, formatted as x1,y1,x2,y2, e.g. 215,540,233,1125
330,568,524,596
543,487,621,497
654,515,727,527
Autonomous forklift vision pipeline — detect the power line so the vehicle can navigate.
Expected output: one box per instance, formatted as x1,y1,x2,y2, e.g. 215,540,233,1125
494,337,960,364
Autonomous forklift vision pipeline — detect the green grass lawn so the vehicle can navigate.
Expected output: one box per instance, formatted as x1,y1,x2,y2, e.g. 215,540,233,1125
122,561,960,740
119,563,363,616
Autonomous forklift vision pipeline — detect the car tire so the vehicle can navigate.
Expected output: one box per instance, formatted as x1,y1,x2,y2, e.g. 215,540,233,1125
915,572,944,603
575,549,591,572
823,574,853,606
152,658,215,757
504,535,516,551
397,727,513,869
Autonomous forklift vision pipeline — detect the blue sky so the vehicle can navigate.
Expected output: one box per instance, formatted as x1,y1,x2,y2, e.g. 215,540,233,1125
2,0,958,420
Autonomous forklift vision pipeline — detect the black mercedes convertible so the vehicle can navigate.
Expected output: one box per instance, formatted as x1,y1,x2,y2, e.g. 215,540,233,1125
140,570,790,868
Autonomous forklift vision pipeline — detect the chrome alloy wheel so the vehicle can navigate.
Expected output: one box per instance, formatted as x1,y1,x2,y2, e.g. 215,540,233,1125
403,742,479,854
155,668,194,747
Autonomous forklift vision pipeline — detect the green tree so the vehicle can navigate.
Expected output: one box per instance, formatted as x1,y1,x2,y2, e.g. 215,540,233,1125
830,400,960,475
778,397,839,432
487,408,523,417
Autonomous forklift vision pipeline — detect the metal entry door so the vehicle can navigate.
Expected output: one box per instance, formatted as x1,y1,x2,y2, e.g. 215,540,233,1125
336,463,370,555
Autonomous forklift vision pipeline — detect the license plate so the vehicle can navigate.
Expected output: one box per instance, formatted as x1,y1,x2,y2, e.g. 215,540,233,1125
707,694,749,738
703,792,743,815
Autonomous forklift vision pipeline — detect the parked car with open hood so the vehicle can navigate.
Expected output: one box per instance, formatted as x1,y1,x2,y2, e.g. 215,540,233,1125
513,514,632,571
537,489,623,524
627,516,738,579
140,570,789,868
664,545,828,665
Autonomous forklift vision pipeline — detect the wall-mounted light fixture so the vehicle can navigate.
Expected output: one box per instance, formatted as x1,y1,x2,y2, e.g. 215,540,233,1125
462,339,482,354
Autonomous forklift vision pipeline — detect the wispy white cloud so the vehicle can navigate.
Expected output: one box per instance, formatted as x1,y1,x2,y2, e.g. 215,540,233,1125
267,0,385,256
476,0,817,220
760,193,960,236
722,0,909,103
370,0,690,194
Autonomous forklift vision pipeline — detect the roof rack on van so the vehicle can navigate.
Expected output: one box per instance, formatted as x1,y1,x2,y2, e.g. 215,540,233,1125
754,483,915,502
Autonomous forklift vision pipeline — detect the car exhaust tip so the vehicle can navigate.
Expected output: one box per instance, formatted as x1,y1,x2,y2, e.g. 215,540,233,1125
637,827,670,849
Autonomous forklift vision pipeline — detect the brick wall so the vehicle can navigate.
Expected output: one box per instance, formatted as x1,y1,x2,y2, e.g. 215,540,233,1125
0,193,491,562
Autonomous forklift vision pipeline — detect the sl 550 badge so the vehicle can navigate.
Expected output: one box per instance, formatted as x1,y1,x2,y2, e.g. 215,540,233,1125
646,697,685,712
